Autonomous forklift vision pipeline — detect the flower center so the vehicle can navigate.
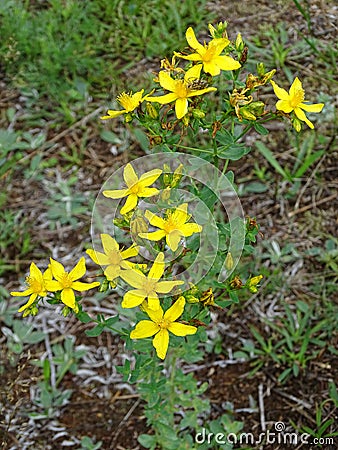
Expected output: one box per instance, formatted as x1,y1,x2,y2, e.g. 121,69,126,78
202,46,216,62
128,182,141,195
175,80,188,98
108,251,123,266
143,278,158,295
117,92,139,112
163,215,178,234
158,318,170,330
290,88,305,108
26,276,42,293
60,273,73,288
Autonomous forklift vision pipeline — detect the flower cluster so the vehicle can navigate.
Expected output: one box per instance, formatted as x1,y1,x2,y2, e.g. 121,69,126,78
11,258,100,316
100,24,323,131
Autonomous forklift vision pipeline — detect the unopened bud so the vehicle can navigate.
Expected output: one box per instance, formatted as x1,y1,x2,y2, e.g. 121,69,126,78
235,33,244,52
130,214,148,235
192,108,206,119
181,115,190,126
163,163,171,186
125,113,133,123
225,252,234,270
160,187,171,202
257,62,265,77
62,306,71,317
292,118,302,132
247,101,265,117
208,21,228,39
240,107,257,121
146,102,158,119
99,278,110,292
171,164,184,188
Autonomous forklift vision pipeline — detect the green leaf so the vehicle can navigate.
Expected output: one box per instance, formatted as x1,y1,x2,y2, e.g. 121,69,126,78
85,323,105,337
255,141,293,181
76,311,92,323
100,130,122,144
138,434,157,448
253,122,269,135
218,144,251,160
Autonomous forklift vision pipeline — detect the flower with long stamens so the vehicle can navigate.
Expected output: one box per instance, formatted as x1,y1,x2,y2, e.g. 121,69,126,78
130,296,197,359
147,65,216,119
11,262,52,313
271,78,324,130
100,89,148,119
103,163,162,215
86,234,140,282
139,203,202,251
120,252,184,310
45,257,100,313
174,27,241,76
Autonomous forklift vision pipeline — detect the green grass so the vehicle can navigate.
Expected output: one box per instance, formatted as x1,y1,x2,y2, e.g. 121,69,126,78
0,0,215,109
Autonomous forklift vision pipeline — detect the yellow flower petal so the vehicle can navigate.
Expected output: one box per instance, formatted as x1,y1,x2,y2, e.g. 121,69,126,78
123,163,139,188
103,189,129,199
164,296,185,322
300,102,324,113
104,265,121,280
120,244,139,259
289,77,303,98
276,99,293,113
130,320,159,338
145,210,166,229
184,64,202,83
71,281,100,291
101,234,119,254
61,288,76,309
120,268,145,289
153,328,169,359
171,203,188,223
179,223,202,236
294,107,314,129
146,294,160,311
100,110,125,120
166,230,183,251
142,303,164,322
185,27,204,53
270,80,289,101
11,288,33,297
120,193,138,214
69,257,86,281
147,92,178,105
168,322,197,336
49,258,66,281
214,55,241,71
202,61,221,76
139,169,162,187
175,97,188,119
86,249,111,266
155,280,184,294
138,187,160,198
148,252,165,280
158,71,178,92
122,289,146,308
139,230,166,241
17,294,37,312
45,280,62,292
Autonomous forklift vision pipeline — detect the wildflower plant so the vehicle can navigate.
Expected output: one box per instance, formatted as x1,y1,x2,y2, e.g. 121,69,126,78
11,22,325,448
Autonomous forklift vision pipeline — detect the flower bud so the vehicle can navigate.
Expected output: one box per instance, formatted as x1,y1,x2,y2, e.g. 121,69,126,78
160,187,171,202
292,117,302,132
257,62,265,77
99,278,110,292
248,274,263,293
146,102,158,119
192,109,206,119
247,101,265,117
208,21,228,39
163,163,171,186
225,252,234,270
125,113,133,123
235,33,244,52
130,213,148,235
240,107,257,121
171,164,184,188
62,306,71,317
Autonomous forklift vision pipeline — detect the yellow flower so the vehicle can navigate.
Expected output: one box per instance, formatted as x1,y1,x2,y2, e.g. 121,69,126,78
45,257,100,313
247,274,263,293
103,163,162,215
120,252,184,310
139,203,202,252
147,65,216,119
100,89,147,119
130,296,197,359
270,77,324,130
11,262,52,313
86,234,140,281
175,27,241,76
